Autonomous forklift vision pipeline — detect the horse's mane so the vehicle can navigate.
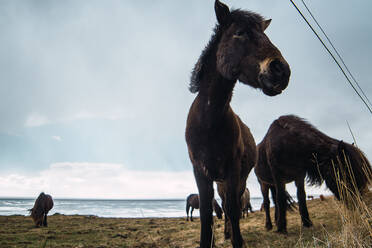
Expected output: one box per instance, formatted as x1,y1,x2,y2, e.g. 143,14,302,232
189,9,264,93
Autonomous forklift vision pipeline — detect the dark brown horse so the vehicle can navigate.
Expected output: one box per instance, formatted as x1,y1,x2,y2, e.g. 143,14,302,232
186,194,223,221
240,188,253,218
185,1,290,247
29,192,54,227
255,115,372,233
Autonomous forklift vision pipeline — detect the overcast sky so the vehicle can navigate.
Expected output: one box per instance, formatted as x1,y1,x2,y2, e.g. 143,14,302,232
0,0,371,199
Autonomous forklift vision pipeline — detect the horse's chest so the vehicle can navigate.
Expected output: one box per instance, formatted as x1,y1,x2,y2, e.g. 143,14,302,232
187,127,240,181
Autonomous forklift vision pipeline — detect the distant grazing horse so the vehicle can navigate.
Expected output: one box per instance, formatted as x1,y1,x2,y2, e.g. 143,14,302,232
29,192,54,227
241,188,253,218
255,115,372,233
185,1,290,247
186,194,223,221
319,194,325,201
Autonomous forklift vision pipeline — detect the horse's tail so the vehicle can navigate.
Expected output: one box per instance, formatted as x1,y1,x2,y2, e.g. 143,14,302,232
285,190,296,212
305,159,324,187
334,142,372,196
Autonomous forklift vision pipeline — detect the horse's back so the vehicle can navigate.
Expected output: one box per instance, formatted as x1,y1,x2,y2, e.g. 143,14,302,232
187,194,200,209
260,115,339,164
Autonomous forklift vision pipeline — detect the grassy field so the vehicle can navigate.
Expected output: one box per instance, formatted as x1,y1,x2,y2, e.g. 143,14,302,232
1,192,371,248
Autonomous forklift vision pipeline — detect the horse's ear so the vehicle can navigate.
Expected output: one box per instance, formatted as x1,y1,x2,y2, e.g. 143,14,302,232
262,19,272,31
338,140,345,153
215,0,231,26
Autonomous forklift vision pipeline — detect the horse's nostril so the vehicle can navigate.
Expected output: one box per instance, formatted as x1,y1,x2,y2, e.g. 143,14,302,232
269,59,284,77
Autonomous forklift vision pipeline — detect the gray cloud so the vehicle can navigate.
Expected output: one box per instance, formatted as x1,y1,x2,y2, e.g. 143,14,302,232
0,0,371,180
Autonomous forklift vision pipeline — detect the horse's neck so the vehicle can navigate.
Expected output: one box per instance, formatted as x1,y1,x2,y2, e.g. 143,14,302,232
197,71,236,125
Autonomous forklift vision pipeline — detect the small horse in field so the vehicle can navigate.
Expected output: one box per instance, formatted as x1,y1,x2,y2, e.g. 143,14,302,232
186,194,223,221
255,115,372,233
319,194,325,201
29,192,54,227
241,188,253,218
185,1,290,246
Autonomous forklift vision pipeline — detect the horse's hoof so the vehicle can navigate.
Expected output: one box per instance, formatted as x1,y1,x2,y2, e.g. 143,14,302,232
303,221,313,228
224,233,231,240
276,229,288,234
265,224,273,231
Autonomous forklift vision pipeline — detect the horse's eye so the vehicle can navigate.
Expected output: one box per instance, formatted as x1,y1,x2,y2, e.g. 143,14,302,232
234,30,248,38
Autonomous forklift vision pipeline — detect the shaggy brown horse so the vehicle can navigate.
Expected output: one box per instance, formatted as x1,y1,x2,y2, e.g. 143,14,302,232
241,188,253,218
29,192,54,227
185,1,290,247
255,115,372,233
186,194,223,221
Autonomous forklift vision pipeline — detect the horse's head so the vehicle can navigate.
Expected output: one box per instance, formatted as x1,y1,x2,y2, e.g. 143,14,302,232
215,0,290,96
29,207,43,226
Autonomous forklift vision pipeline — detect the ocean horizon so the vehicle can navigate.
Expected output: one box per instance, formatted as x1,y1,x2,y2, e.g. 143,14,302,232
0,197,268,218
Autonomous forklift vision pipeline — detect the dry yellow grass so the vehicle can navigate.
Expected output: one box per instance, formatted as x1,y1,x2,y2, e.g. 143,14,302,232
1,192,370,248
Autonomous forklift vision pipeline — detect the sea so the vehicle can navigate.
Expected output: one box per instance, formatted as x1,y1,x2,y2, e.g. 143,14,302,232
0,197,264,218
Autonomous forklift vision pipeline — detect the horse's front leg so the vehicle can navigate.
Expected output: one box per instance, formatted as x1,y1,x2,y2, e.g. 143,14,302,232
43,213,48,227
259,181,272,230
225,178,245,248
270,186,278,226
194,169,214,248
295,178,312,227
190,207,194,222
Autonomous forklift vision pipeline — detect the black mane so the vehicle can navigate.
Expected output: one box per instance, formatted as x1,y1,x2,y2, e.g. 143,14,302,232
189,9,264,93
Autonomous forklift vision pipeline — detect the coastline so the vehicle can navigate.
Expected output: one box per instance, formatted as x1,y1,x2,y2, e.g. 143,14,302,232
0,195,358,248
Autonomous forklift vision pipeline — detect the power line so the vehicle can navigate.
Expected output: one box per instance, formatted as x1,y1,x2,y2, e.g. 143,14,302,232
289,0,372,115
300,0,372,108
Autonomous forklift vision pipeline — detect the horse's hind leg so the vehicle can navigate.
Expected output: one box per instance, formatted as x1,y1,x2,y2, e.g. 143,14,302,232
260,182,272,230
194,171,214,248
295,178,312,227
274,182,287,234
248,203,253,213
270,185,278,225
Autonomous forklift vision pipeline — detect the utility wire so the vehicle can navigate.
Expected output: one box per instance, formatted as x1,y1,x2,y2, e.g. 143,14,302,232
346,120,357,146
301,0,372,108
289,0,372,115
